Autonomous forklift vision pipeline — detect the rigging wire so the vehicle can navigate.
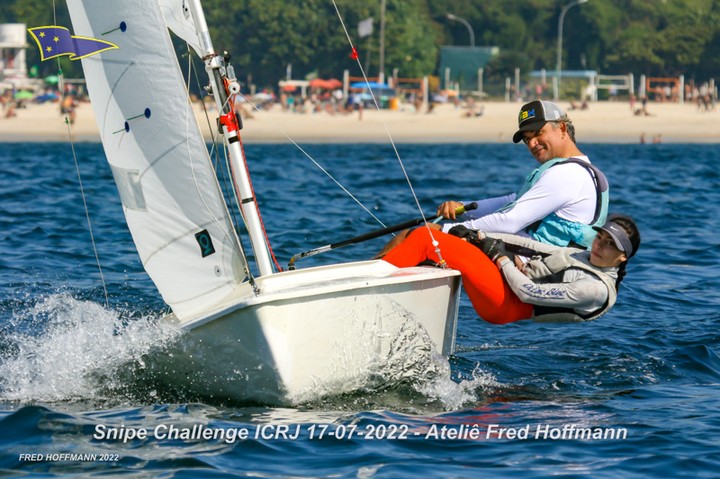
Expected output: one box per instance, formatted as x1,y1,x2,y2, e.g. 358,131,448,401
234,92,387,229
216,79,284,273
65,116,111,306
180,51,260,276
185,50,240,230
186,45,373,271
53,0,110,305
186,49,283,273
222,108,285,273
330,0,447,266
185,48,261,282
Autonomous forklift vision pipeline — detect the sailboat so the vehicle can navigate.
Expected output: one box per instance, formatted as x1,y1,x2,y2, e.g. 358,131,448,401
65,0,460,404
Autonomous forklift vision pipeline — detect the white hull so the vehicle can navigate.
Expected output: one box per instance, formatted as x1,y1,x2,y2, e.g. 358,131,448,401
158,260,461,405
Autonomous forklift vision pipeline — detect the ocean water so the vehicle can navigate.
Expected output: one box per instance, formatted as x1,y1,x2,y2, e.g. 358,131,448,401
1,141,719,477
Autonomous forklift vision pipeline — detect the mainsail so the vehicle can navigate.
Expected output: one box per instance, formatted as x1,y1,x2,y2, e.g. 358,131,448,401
157,0,203,57
66,0,247,319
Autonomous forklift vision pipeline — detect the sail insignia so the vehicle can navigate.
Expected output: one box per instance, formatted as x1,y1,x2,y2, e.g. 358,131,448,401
195,230,216,257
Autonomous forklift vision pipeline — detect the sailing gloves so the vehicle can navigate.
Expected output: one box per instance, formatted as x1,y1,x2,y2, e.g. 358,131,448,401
475,237,514,263
447,225,515,263
448,225,478,241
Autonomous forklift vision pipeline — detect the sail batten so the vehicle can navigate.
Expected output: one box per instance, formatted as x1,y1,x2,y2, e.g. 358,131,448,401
67,0,248,319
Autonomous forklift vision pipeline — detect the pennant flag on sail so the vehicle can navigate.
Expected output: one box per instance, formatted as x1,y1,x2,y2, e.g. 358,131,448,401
28,26,118,61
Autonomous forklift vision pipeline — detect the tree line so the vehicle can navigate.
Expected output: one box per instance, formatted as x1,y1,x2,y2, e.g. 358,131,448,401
4,0,719,90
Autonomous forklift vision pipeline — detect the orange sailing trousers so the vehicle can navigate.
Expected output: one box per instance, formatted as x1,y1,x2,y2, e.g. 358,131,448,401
383,228,533,324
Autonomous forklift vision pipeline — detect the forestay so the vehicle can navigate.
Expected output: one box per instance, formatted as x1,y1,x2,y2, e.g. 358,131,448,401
66,0,247,319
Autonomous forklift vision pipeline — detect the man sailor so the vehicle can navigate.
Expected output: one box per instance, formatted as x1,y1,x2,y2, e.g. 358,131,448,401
377,100,609,256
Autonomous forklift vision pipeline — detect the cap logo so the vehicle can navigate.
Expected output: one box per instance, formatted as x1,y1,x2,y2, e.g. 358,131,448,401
519,108,535,123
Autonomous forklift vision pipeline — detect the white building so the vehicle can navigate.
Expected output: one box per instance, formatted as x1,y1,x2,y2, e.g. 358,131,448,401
0,23,30,88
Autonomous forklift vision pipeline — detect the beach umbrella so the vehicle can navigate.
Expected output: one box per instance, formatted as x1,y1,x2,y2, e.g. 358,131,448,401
325,78,342,89
35,92,60,103
309,78,327,89
309,78,343,90
14,90,35,100
351,81,389,89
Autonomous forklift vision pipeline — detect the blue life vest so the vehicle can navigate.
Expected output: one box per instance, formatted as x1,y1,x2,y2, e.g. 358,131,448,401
502,158,609,248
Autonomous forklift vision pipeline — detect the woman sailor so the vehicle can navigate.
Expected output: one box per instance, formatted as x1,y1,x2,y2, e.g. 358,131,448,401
382,215,640,324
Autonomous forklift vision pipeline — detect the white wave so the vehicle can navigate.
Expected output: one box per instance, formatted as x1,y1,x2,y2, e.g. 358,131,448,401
413,359,502,411
0,293,180,403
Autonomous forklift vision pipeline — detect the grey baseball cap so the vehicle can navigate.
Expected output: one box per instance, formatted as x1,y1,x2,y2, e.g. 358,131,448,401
512,100,568,143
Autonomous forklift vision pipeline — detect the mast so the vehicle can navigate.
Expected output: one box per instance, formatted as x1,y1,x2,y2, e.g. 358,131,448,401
186,0,274,277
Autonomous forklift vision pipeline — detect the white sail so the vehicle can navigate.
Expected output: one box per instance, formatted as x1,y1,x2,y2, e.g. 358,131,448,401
66,0,247,319
157,0,203,57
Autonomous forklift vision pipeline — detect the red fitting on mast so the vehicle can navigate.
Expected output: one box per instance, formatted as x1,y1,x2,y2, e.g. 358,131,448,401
217,77,242,133
219,111,239,132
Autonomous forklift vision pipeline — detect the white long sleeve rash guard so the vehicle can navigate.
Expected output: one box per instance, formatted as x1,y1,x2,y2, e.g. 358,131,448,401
441,156,598,236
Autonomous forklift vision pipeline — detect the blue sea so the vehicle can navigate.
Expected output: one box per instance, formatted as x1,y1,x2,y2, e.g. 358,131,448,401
1,141,719,477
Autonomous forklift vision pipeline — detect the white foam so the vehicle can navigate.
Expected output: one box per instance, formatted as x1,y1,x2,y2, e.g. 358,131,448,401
414,359,502,411
0,293,180,403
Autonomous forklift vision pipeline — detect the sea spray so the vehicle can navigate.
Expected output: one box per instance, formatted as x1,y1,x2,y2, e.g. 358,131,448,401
414,361,501,411
0,293,180,403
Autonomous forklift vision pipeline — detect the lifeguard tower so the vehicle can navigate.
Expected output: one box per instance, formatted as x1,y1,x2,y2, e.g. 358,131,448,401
0,24,29,88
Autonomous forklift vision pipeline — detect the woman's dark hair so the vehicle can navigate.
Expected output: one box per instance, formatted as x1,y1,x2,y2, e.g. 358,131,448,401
608,214,641,290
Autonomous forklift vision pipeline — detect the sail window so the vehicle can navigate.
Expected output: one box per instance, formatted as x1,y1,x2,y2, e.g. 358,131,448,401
110,165,146,211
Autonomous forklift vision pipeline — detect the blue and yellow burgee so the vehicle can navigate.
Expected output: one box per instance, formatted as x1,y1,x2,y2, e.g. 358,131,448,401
28,26,118,61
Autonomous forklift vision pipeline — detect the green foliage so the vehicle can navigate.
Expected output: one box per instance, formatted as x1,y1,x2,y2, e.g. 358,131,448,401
383,0,439,77
9,0,720,89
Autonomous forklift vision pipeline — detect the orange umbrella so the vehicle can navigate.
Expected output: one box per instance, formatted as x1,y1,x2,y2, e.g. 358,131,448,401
309,78,328,89
309,78,343,90
325,78,342,89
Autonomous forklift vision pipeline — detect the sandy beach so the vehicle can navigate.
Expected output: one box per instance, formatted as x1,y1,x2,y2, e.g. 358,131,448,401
1,98,718,144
